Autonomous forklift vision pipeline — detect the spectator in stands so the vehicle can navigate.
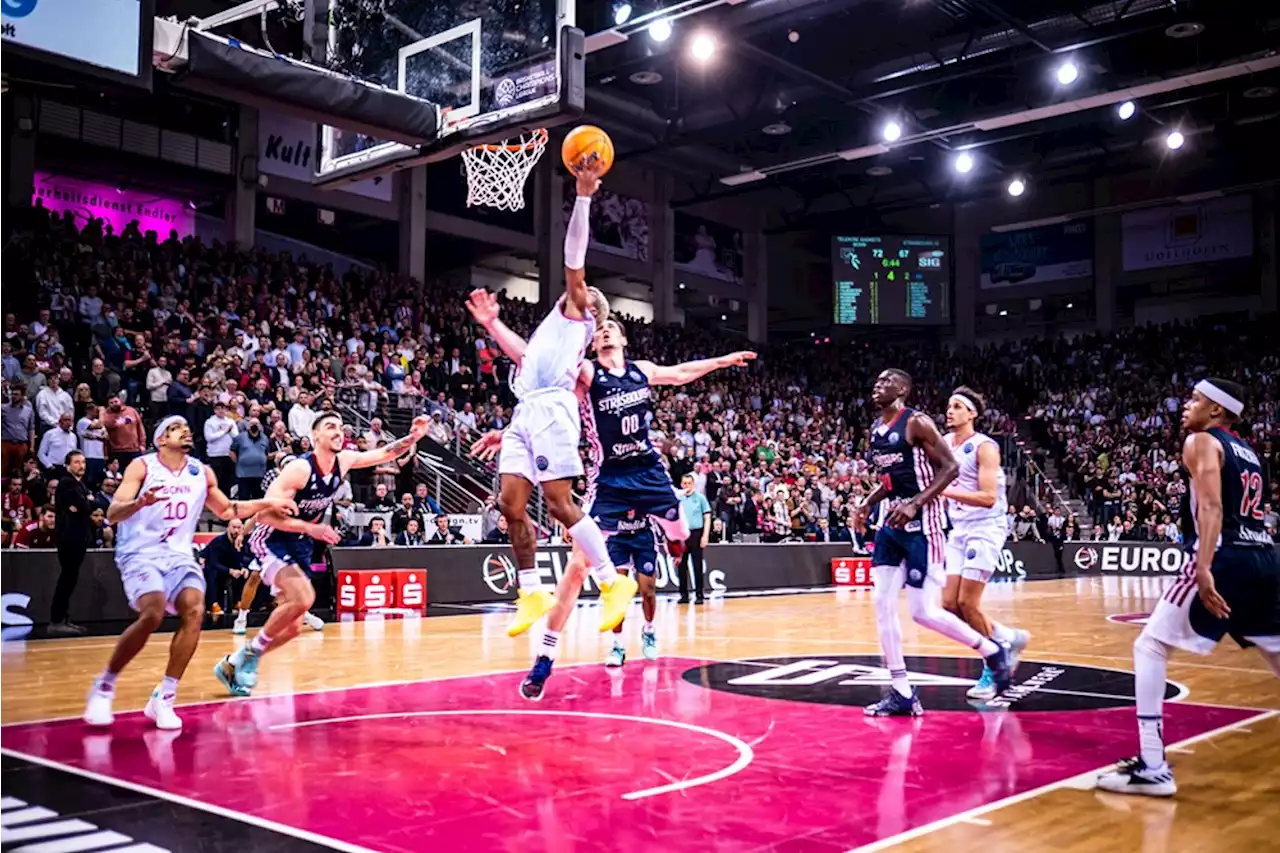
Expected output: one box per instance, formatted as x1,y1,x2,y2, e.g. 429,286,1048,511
101,394,145,469
35,371,73,434
364,417,391,447
37,413,77,476
230,418,270,499
1263,502,1278,537
2,383,36,477
412,482,442,516
367,482,396,511
357,516,392,547
1011,506,1044,543
4,476,34,534
76,403,108,486
204,401,238,494
146,354,173,422
88,507,113,548
391,493,419,536
11,504,56,548
397,517,427,546
483,514,510,544
427,514,467,545
51,451,91,636
426,410,450,445
289,390,316,438
201,518,253,614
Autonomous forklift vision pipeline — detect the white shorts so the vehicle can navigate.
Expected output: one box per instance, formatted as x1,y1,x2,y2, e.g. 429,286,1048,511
945,519,1007,582
499,389,583,484
119,554,205,614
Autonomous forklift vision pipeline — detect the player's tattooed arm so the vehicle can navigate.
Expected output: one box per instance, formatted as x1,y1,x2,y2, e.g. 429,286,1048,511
339,416,430,471
637,351,756,386
888,413,959,528
202,465,298,521
105,458,163,524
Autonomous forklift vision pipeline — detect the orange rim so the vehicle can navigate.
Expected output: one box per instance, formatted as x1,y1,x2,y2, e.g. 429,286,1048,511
471,128,548,153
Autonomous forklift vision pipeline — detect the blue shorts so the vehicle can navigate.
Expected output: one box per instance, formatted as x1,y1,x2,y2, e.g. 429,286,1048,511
585,464,681,533
249,530,318,591
872,527,944,588
608,528,659,577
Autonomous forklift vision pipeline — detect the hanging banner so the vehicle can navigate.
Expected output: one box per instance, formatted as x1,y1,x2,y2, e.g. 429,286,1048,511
674,212,742,282
980,220,1093,288
1121,195,1253,271
32,171,194,238
562,183,649,261
258,112,393,203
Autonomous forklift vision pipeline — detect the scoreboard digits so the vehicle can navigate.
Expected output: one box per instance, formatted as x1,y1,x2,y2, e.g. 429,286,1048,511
831,235,951,325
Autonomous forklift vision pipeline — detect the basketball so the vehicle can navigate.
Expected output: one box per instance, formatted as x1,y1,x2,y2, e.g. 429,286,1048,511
562,125,615,176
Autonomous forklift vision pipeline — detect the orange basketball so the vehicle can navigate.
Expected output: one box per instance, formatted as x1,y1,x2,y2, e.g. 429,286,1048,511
561,125,615,176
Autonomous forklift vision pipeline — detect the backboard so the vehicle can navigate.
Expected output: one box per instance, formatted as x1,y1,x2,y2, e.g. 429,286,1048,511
316,0,582,188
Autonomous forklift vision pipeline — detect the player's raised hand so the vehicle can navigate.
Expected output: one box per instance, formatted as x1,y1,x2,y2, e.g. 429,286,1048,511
465,289,500,325
720,351,757,368
469,430,504,462
263,497,298,517
409,414,431,438
138,485,165,507
574,160,604,197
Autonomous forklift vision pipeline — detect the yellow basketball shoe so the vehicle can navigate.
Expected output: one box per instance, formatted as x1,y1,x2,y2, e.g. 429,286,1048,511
508,589,558,637
597,574,639,633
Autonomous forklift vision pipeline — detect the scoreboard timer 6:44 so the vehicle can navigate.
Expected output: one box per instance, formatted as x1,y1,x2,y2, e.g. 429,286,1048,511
831,235,951,325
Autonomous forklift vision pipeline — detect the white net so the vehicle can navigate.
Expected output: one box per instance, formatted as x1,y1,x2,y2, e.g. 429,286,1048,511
460,129,549,211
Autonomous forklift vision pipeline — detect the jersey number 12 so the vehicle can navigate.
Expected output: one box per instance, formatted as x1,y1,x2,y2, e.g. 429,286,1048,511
1239,471,1264,520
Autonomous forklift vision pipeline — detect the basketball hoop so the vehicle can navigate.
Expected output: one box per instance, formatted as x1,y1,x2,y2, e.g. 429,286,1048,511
461,129,549,212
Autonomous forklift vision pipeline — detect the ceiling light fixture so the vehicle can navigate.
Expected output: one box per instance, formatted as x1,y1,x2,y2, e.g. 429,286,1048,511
1007,177,1026,197
613,3,632,25
649,19,672,42
954,152,974,174
1165,129,1185,150
1117,100,1136,120
881,120,903,143
690,32,716,61
1055,59,1079,86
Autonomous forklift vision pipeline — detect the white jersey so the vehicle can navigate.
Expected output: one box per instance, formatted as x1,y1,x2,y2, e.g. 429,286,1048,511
946,431,1007,525
116,453,209,563
511,301,595,401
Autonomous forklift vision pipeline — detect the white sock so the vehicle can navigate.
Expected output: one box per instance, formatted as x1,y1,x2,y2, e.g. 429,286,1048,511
907,584,998,657
540,629,561,661
568,516,617,585
518,568,547,592
873,567,911,697
643,620,654,632
1135,632,1169,768
159,676,179,702
97,670,118,693
249,630,272,656
989,621,1017,644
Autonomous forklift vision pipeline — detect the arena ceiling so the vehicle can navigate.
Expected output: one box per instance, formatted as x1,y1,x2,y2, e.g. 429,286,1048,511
577,0,1280,220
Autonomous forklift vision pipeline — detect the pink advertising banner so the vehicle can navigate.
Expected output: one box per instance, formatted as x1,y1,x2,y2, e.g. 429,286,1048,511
32,171,195,238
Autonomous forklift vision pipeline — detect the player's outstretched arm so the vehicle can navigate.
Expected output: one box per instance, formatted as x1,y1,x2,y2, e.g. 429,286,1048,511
636,351,756,387
562,164,604,319
466,289,527,364
106,458,164,524
340,416,430,471
943,442,1001,507
202,466,298,521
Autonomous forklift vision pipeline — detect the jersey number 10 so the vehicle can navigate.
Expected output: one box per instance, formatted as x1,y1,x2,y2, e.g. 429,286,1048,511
161,501,189,542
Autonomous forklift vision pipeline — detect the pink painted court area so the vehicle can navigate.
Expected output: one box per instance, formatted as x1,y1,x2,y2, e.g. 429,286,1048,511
1,657,1257,852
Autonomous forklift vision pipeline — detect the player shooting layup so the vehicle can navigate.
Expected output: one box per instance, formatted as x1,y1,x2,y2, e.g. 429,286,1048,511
485,161,637,656
83,416,296,730
1098,378,1279,797
214,411,430,696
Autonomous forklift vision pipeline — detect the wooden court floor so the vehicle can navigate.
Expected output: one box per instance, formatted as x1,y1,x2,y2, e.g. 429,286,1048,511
2,577,1278,852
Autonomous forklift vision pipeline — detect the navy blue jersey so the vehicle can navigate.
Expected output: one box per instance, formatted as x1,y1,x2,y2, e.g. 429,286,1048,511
1187,427,1274,551
583,359,659,473
867,407,946,537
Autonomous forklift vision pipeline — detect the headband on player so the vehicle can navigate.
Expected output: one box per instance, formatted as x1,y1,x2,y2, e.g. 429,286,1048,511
1195,379,1243,416
153,415,189,445
949,394,978,413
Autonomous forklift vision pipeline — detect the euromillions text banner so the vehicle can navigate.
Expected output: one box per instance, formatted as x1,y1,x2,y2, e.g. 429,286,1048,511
1121,194,1253,271
259,112,393,203
1,0,143,77
980,220,1093,289
33,171,194,239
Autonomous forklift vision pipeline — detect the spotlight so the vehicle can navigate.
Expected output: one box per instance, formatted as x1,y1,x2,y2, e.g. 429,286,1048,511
1117,100,1136,120
690,32,716,61
1066,302,1074,308
999,309,1009,316
720,314,728,321
1055,59,1079,86
613,2,632,25
649,18,672,42
953,152,974,174
881,120,903,143
1165,129,1185,150
1007,177,1026,197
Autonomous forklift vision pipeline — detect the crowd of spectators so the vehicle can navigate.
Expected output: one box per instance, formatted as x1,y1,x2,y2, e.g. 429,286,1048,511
3,205,1278,555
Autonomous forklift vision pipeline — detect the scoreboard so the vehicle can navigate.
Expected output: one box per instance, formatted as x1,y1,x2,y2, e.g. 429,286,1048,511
831,235,951,325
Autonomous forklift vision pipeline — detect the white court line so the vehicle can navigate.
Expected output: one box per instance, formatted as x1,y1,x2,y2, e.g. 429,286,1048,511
845,709,1278,852
0,748,379,853
0,661,603,728
268,709,755,801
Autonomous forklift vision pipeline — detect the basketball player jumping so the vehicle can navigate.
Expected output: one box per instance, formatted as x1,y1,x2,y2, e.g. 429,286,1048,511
214,411,430,696
1098,379,1279,797
940,386,1031,700
853,369,1014,716
467,297,754,670
480,161,637,658
83,416,297,730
